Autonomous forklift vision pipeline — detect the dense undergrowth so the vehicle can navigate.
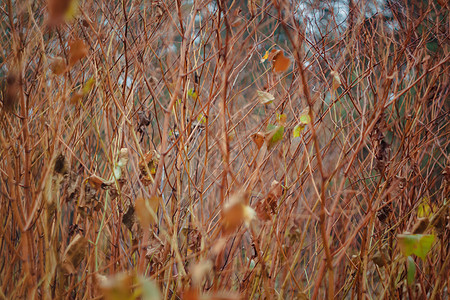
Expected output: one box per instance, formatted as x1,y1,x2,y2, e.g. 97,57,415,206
0,0,449,299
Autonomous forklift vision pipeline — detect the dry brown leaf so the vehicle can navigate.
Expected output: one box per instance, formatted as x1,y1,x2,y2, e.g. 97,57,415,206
61,234,87,274
87,174,107,190
251,132,265,149
49,56,67,75
271,50,291,73
69,91,83,105
68,39,88,67
3,71,20,112
412,217,430,234
139,150,160,185
255,200,272,221
135,196,160,228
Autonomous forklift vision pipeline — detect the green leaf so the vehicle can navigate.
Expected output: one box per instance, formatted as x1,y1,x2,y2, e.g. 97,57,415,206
256,90,274,104
188,88,198,100
138,276,162,300
266,124,284,149
293,124,305,138
407,256,416,286
397,234,435,260
197,113,206,124
299,109,311,125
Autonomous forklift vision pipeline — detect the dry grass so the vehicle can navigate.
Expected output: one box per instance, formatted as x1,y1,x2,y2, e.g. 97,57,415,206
0,0,449,299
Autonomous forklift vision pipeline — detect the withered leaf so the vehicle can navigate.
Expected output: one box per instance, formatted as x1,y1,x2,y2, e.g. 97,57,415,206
68,39,88,67
221,190,255,235
251,132,265,149
135,196,160,228
61,234,87,274
49,56,67,75
271,50,291,73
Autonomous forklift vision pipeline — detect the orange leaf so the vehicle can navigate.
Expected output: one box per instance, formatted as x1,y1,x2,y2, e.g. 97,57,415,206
68,39,88,67
251,132,265,149
272,50,291,73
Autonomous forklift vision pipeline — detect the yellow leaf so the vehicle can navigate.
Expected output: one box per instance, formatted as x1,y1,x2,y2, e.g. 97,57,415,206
260,50,269,63
82,77,96,95
293,124,305,138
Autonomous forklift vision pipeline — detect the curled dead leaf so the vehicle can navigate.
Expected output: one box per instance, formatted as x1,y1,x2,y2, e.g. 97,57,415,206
86,174,108,190
139,150,160,185
251,132,265,149
61,234,87,274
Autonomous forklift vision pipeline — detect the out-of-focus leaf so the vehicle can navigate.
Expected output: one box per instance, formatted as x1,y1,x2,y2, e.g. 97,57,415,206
48,0,79,24
411,217,429,234
68,39,88,67
135,196,160,228
138,276,162,300
49,57,67,75
191,259,213,286
99,273,134,300
407,256,416,286
3,71,20,112
256,90,274,104
397,234,435,260
82,77,96,94
221,190,254,235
